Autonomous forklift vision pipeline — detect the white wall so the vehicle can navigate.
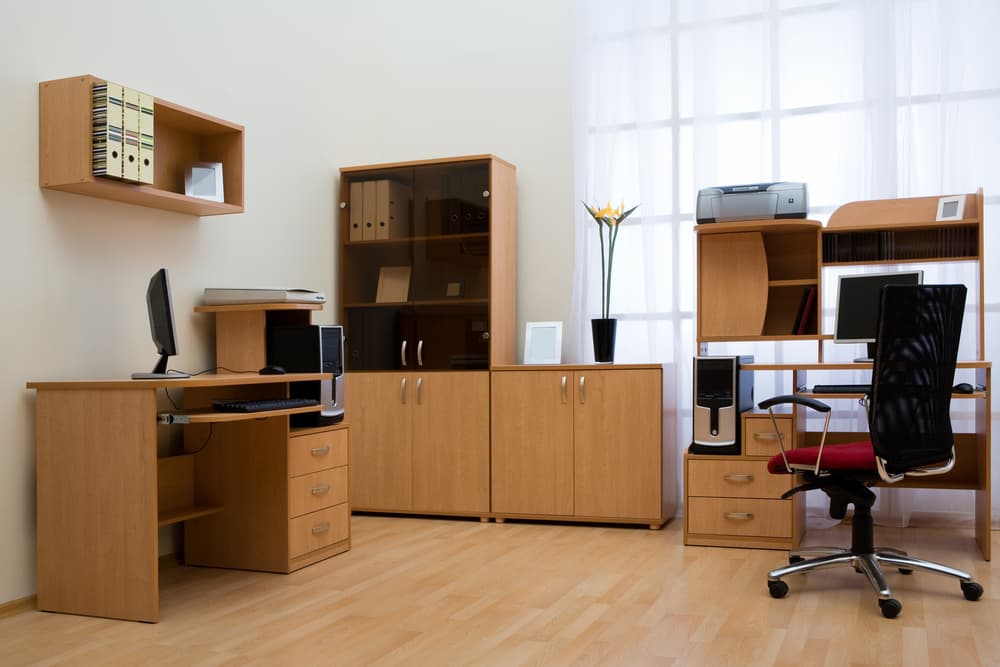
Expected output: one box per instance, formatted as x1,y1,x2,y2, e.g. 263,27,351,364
0,0,575,605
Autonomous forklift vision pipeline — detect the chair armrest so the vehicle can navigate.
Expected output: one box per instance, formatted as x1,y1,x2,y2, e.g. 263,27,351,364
758,394,831,413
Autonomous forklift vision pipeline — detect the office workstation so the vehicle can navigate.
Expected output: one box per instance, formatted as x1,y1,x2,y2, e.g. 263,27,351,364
5,1,1000,663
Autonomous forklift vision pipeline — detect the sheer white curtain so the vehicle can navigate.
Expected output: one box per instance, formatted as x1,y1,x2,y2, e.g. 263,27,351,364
572,0,1000,527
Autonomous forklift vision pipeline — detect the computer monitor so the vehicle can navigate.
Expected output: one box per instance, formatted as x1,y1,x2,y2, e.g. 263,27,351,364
834,270,923,361
131,268,189,379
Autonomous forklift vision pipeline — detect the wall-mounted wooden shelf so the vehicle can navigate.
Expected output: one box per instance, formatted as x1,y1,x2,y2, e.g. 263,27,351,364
39,74,244,216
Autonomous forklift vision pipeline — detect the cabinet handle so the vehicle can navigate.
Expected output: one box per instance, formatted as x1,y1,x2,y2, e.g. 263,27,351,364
400,377,407,404
401,340,408,367
725,512,754,521
339,202,347,209
310,484,330,495
416,377,423,405
417,339,424,367
561,375,567,403
753,432,779,440
482,190,490,198
579,376,586,404
723,473,754,482
310,446,330,456
312,521,332,534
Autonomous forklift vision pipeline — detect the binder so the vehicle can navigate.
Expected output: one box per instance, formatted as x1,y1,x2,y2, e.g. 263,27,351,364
362,180,377,240
92,81,124,179
375,180,411,239
349,181,363,241
122,87,141,182
138,91,155,185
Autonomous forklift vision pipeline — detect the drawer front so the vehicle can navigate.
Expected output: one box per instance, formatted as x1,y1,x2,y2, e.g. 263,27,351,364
687,497,792,538
289,428,348,477
289,503,349,558
687,459,790,499
289,467,349,519
744,415,793,457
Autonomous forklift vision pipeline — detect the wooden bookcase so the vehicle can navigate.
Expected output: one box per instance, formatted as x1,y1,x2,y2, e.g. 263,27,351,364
686,189,991,559
39,74,244,216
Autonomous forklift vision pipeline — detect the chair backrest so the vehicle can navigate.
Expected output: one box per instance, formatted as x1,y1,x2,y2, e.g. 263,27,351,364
868,284,967,475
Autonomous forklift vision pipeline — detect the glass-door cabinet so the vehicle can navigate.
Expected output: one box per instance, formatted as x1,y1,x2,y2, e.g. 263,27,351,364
338,155,516,371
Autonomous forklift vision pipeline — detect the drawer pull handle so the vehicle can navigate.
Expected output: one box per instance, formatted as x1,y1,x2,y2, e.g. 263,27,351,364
725,512,754,521
753,432,779,440
310,446,330,456
312,521,332,534
311,484,330,495
723,473,754,482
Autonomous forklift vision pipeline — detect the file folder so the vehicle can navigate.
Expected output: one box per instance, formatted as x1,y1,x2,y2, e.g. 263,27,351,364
122,87,141,182
91,81,124,179
375,180,412,239
362,180,377,240
349,181,363,241
138,91,154,185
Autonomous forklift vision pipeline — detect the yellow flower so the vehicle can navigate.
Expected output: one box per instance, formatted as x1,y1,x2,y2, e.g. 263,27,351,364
581,199,640,319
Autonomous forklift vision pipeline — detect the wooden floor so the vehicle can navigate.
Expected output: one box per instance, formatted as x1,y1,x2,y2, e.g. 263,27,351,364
2,515,998,666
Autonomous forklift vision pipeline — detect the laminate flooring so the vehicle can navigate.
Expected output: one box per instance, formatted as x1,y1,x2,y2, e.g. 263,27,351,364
2,515,997,666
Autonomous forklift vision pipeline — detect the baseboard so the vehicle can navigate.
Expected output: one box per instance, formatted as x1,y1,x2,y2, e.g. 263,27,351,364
0,595,36,619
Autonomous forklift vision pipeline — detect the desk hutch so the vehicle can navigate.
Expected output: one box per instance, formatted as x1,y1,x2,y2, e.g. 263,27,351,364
685,189,991,561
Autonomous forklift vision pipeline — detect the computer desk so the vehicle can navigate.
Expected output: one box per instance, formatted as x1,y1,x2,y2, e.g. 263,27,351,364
27,373,350,622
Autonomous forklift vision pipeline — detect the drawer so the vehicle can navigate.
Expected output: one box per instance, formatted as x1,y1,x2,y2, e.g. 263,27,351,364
744,414,793,457
289,503,349,558
289,428,348,477
289,467,348,518
687,497,792,538
687,458,790,499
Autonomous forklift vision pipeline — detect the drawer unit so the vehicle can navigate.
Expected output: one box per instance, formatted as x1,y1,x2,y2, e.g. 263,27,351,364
687,458,788,499
289,467,349,518
289,503,350,559
686,497,793,538
743,412,793,457
289,428,349,477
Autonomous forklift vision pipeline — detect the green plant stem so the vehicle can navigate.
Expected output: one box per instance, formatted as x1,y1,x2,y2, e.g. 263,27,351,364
597,220,607,319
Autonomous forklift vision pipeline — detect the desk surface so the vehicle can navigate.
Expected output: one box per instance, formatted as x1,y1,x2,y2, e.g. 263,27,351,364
27,372,329,390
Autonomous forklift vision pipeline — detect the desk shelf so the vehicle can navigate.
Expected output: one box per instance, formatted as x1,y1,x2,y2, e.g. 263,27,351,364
163,404,323,424
157,504,224,527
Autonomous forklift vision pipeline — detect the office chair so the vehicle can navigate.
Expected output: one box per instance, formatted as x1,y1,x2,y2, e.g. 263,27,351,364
761,284,983,618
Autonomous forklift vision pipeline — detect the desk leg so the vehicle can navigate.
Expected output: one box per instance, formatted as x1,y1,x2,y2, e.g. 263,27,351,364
974,367,991,561
35,388,160,621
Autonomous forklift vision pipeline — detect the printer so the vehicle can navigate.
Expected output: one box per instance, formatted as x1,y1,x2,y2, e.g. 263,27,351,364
696,182,808,223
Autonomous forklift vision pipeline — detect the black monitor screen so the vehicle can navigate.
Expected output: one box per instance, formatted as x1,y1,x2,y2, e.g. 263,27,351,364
834,270,923,343
132,268,185,378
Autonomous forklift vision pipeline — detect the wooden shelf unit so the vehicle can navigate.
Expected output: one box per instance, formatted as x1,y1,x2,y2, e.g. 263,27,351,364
687,189,991,560
39,74,244,216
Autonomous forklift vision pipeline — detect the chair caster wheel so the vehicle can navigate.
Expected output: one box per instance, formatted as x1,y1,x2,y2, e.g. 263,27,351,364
879,598,902,618
768,580,789,599
961,581,984,601
789,555,804,564
898,568,913,575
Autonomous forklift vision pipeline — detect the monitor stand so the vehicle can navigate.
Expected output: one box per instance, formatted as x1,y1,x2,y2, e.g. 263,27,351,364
853,342,877,364
131,353,190,380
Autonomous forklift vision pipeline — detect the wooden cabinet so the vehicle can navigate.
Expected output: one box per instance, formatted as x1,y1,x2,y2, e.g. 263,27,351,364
347,370,490,516
338,155,516,371
39,75,244,216
491,365,670,528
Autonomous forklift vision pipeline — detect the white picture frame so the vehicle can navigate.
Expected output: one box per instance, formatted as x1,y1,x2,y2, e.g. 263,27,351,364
184,161,225,202
524,321,563,365
935,194,966,221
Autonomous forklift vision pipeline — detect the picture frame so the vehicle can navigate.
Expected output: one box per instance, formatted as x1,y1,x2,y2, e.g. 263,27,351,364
445,280,465,298
524,321,563,365
935,194,966,221
376,265,412,303
184,161,224,202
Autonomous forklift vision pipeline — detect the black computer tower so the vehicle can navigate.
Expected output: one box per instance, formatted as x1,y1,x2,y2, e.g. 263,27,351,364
689,355,754,455
267,324,345,426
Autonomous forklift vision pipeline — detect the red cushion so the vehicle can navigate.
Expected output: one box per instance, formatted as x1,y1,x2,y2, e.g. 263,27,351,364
767,440,876,474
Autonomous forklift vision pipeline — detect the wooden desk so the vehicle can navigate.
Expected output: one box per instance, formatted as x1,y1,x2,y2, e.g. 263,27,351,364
27,373,350,622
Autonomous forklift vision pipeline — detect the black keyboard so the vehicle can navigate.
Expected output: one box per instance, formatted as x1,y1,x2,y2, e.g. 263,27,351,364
213,398,320,413
811,384,871,394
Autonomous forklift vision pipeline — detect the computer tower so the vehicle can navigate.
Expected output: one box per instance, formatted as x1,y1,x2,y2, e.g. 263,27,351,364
267,324,345,426
689,355,754,455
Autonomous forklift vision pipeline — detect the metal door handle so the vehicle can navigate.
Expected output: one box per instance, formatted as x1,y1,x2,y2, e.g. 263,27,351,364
579,376,586,404
561,375,567,403
416,377,423,405
310,484,330,495
401,340,408,367
725,512,754,521
312,522,332,534
723,474,754,482
417,340,424,367
754,432,779,440
310,446,330,456
400,377,407,404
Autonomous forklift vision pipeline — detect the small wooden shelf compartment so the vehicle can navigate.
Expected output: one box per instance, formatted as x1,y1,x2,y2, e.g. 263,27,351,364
39,74,244,216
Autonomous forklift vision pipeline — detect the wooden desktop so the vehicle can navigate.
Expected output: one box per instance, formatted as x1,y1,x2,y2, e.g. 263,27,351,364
28,373,349,623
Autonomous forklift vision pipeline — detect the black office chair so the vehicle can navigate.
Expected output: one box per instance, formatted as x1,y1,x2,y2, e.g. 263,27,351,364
761,284,983,618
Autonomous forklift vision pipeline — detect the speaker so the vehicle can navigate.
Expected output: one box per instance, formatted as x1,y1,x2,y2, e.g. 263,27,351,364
690,355,754,455
267,324,345,426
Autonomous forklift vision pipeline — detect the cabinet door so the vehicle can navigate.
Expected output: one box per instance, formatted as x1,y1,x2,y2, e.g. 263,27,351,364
345,372,413,510
698,232,768,338
491,370,574,515
574,369,662,519
412,372,489,513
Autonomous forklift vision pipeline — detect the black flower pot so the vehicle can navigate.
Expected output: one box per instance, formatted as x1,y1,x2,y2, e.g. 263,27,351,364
591,318,617,363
